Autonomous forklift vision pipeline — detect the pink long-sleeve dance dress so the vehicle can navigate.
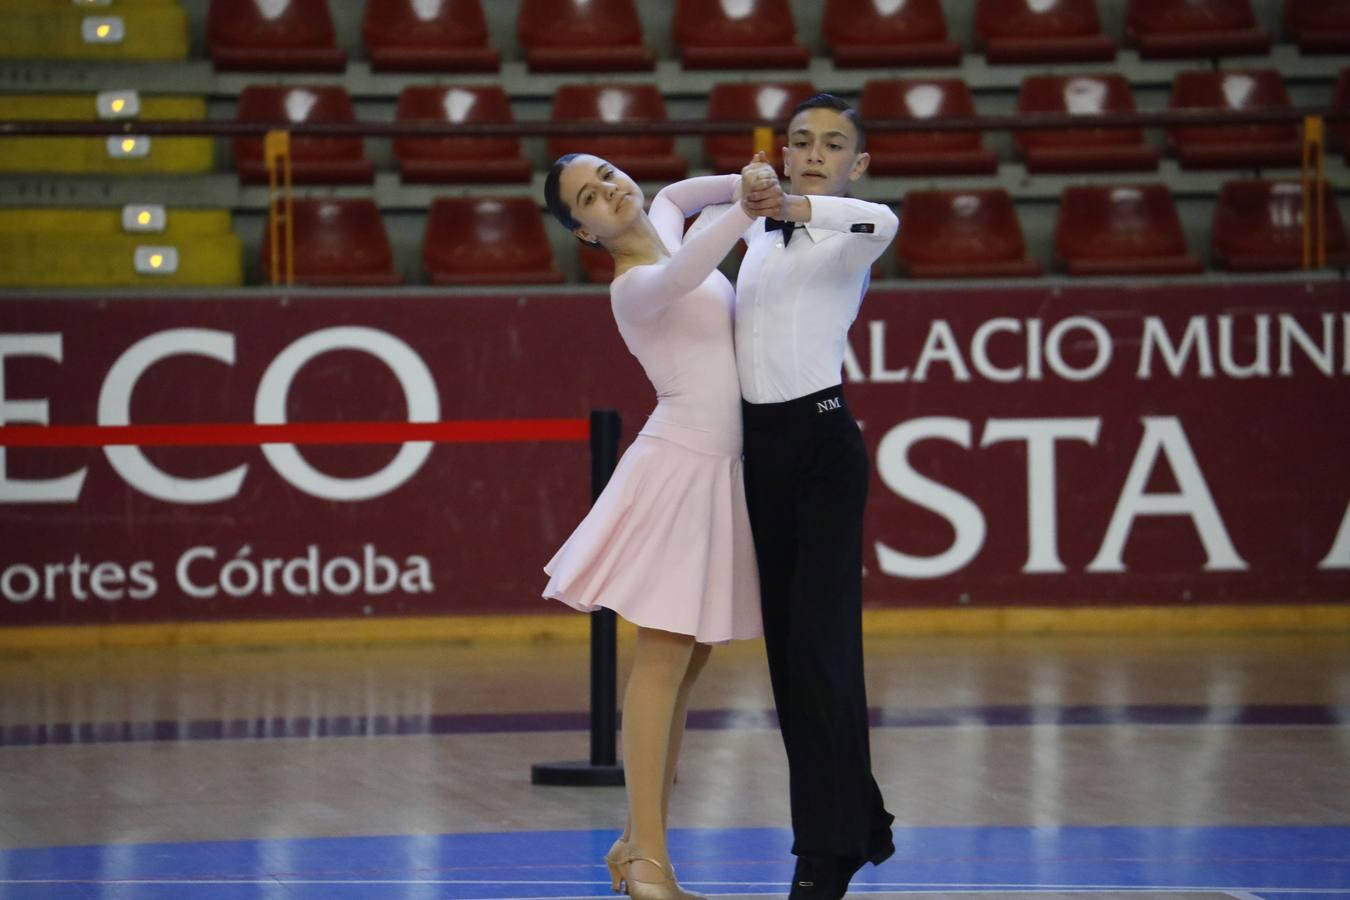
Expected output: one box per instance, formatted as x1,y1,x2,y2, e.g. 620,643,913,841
543,174,762,644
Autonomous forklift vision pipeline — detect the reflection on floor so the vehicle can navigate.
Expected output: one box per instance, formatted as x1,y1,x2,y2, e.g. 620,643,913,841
1,633,1348,898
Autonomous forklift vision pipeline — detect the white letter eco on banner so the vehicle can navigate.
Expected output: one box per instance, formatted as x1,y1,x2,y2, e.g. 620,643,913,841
254,327,440,501
0,334,88,503
98,328,247,504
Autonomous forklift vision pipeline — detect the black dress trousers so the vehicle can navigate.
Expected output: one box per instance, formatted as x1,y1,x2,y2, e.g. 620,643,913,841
741,385,894,860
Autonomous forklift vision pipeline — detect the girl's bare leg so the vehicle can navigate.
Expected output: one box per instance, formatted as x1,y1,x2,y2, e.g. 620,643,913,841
621,627,697,880
662,642,712,827
617,641,713,846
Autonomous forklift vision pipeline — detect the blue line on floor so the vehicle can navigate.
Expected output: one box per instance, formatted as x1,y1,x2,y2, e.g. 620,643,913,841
2,704,1347,748
0,826,1347,898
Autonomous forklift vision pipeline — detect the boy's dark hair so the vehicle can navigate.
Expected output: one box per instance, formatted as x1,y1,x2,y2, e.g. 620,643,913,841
544,153,585,233
790,93,866,153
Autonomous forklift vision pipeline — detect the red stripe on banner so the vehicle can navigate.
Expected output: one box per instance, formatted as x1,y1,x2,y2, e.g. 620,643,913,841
0,420,591,448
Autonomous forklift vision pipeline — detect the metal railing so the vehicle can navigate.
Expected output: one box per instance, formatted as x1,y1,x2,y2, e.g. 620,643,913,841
0,107,1345,137
0,108,1342,281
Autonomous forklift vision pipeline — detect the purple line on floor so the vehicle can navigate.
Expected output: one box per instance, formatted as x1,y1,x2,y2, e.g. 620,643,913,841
1,704,1345,748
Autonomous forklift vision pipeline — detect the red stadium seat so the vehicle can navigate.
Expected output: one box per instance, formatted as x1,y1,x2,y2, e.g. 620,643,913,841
896,189,1042,278
362,0,499,72
1125,0,1270,58
674,0,811,69
423,198,565,285
233,86,373,185
261,199,401,286
206,0,345,71
393,86,531,184
861,79,998,176
1285,0,1350,54
579,242,615,283
1211,180,1349,271
704,81,818,173
974,0,1116,64
822,0,962,68
549,84,687,183
1015,74,1160,173
518,0,654,72
1168,69,1301,170
1055,184,1202,276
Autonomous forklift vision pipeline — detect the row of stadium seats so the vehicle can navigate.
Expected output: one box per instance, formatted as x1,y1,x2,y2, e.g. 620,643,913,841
0,92,214,174
3,70,1347,180
240,70,1346,183
298,183,1348,283
2,0,1346,69
5,180,1339,288
0,206,241,287
0,0,188,62
899,181,1345,277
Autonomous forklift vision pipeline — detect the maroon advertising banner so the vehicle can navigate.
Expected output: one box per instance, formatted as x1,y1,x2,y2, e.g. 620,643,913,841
1,282,1348,626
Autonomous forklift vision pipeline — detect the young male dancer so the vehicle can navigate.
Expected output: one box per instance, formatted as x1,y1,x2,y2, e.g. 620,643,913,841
737,94,898,900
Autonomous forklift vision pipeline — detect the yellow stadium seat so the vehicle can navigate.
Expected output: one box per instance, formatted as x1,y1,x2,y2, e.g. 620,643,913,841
0,94,213,174
0,7,188,61
0,235,244,288
0,2,179,7
0,207,242,288
0,207,232,237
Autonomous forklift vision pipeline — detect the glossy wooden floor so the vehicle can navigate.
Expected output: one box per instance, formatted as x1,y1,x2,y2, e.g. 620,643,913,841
1,631,1348,898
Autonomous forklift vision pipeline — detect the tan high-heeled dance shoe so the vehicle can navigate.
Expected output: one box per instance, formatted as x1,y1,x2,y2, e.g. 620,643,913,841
621,856,706,900
604,838,629,894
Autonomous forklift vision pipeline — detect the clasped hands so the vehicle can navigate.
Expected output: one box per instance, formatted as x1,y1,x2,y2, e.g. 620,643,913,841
737,151,807,223
739,151,782,218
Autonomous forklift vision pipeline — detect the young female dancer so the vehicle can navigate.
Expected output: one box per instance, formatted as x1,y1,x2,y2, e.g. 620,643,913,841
542,155,779,900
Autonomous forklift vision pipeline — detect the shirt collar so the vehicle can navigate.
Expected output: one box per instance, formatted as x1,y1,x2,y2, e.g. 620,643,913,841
760,219,837,245
798,221,837,243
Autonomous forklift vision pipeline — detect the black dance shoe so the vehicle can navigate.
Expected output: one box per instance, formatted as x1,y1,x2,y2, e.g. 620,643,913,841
787,854,840,900
835,835,896,898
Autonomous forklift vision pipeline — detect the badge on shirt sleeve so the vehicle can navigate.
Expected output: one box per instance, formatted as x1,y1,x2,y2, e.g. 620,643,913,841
850,223,875,233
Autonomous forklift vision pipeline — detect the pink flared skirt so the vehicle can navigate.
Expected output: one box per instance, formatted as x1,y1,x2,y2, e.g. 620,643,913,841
542,420,762,645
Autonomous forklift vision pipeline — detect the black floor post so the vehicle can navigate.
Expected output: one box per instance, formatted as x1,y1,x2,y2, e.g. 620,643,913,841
531,410,625,786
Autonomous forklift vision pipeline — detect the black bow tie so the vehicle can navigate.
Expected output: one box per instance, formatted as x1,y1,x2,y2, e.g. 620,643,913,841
765,217,796,245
